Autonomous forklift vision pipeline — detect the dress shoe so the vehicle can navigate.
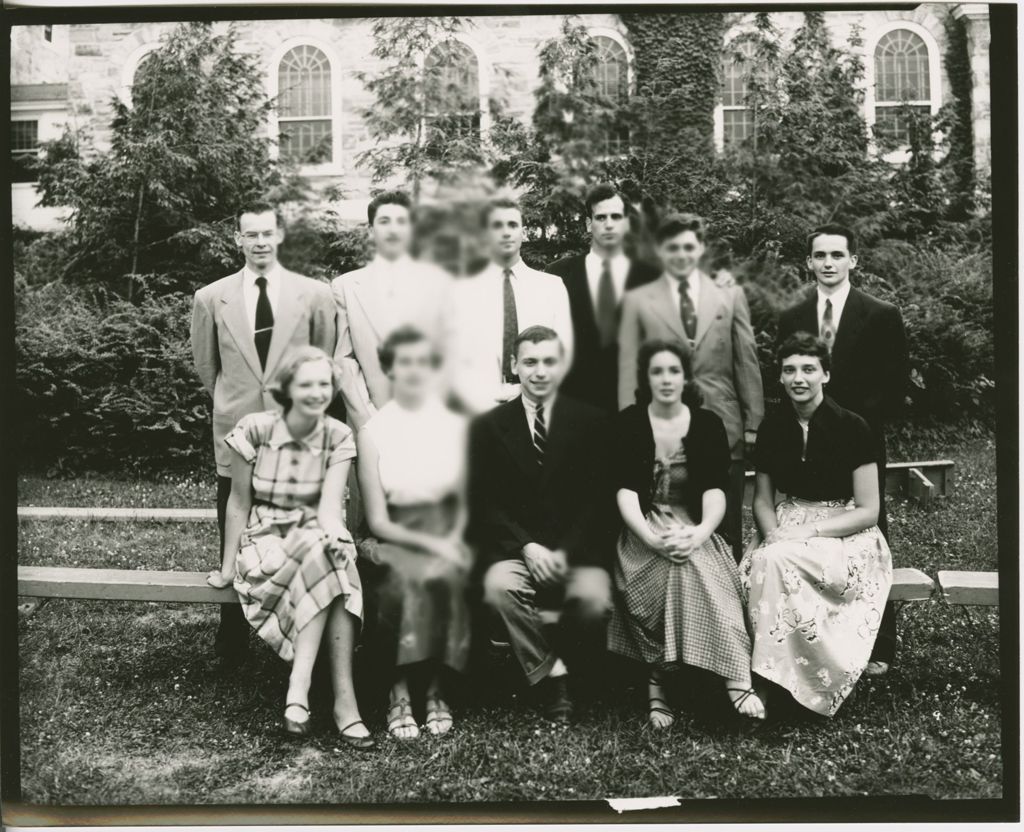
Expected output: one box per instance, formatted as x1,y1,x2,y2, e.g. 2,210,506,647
540,675,572,724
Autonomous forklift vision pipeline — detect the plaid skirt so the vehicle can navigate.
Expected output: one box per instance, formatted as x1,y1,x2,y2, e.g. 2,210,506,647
233,502,362,662
608,505,753,681
739,498,893,716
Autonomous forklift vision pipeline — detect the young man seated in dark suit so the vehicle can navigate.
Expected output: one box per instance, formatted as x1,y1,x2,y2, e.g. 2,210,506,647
468,325,616,723
546,183,660,412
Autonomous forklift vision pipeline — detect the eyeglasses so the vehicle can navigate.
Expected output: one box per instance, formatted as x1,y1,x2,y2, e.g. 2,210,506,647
240,231,277,241
664,242,700,252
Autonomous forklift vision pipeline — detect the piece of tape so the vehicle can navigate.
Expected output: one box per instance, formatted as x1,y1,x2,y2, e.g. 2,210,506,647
606,796,682,813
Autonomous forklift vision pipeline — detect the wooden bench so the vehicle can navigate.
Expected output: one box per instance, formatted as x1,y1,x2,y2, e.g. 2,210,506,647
937,570,999,606
17,565,937,619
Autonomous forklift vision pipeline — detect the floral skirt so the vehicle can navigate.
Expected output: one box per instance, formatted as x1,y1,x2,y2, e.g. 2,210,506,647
739,498,893,716
233,503,362,662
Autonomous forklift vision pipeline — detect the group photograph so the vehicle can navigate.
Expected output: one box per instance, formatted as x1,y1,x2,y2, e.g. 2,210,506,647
3,1,1017,824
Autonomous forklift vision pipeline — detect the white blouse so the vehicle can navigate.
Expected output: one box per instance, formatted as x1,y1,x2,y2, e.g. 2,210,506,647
363,398,467,506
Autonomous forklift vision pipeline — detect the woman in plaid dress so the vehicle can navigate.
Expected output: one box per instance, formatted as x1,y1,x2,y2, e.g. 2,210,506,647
608,339,765,728
207,347,373,750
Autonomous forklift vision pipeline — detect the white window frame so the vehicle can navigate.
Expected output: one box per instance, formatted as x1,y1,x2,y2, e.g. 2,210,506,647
268,37,343,176
420,32,490,144
864,21,942,162
119,41,161,105
10,99,68,191
714,37,760,153
586,27,633,158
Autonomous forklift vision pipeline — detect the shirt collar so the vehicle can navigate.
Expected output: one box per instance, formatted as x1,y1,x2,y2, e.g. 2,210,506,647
243,262,282,286
586,248,628,269
267,413,326,452
521,392,555,418
817,280,851,310
493,258,523,279
789,394,839,428
663,270,699,290
372,253,413,272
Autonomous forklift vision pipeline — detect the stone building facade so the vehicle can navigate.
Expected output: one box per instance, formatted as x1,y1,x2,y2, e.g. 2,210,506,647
10,7,992,230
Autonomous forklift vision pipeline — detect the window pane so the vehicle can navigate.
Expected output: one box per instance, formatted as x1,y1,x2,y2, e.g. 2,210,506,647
591,36,628,101
598,125,630,156
723,108,755,146
11,120,38,183
425,41,480,144
874,29,930,103
278,119,332,164
873,104,931,145
722,40,756,107
278,45,332,119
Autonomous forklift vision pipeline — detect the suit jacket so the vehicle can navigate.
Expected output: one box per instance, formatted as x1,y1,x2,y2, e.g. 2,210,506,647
190,267,338,476
450,260,574,415
546,253,660,411
618,271,764,458
331,258,454,429
777,285,909,435
467,394,615,570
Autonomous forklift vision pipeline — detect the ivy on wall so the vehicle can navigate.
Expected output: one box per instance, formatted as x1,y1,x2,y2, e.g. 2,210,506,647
941,9,976,218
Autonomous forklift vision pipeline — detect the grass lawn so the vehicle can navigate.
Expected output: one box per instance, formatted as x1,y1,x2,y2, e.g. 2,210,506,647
16,435,1002,805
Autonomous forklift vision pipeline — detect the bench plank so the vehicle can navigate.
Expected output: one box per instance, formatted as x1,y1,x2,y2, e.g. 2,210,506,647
17,566,237,604
937,570,999,606
18,507,217,522
907,467,936,507
890,567,936,601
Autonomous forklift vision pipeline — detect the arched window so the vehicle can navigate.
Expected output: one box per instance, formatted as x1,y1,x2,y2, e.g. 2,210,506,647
425,40,481,145
872,29,933,145
721,40,757,147
277,44,333,164
589,34,630,156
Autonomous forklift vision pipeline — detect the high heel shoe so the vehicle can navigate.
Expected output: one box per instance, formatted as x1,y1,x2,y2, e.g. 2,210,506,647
283,702,311,737
336,719,376,752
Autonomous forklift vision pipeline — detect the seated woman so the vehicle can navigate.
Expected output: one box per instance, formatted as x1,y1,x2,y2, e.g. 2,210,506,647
608,338,765,728
356,326,471,740
207,346,373,750
740,332,893,718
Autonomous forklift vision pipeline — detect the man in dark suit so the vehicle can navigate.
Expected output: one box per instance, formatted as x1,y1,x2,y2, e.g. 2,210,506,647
777,223,909,676
469,326,616,723
545,183,660,411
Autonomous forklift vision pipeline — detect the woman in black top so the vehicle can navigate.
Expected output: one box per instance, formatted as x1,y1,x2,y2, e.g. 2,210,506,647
608,339,765,728
739,333,893,717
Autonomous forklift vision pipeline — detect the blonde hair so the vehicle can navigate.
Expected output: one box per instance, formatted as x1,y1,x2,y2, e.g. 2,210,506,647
268,346,343,412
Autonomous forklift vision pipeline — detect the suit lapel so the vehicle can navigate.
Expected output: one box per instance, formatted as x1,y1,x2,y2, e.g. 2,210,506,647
568,257,600,349
263,270,307,380
496,398,541,479
693,270,719,348
540,396,572,485
350,265,389,341
220,271,263,381
831,286,866,372
646,281,688,341
796,287,818,334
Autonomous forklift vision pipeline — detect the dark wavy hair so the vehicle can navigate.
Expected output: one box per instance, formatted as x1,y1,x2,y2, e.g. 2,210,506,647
635,339,703,407
776,331,832,374
806,223,857,257
584,182,630,219
377,324,441,373
367,190,412,225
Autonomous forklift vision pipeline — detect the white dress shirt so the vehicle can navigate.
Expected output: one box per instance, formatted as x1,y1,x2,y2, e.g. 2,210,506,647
662,271,701,322
816,279,852,335
585,249,631,308
242,263,282,333
521,392,556,438
369,253,413,302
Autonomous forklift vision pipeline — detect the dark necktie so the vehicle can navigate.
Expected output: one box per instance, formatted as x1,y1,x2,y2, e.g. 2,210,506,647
533,401,547,464
678,276,697,341
595,258,617,348
254,276,274,371
502,268,519,383
821,298,836,352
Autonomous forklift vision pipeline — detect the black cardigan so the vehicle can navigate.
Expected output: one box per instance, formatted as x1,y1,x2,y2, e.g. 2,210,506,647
613,404,732,522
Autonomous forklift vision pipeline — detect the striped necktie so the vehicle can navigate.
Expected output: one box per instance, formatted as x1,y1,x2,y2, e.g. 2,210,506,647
533,401,547,464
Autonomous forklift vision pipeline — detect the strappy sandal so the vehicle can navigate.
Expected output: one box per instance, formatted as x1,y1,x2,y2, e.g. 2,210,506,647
424,695,454,736
387,697,420,740
727,687,767,721
336,719,376,752
647,674,675,729
283,702,311,737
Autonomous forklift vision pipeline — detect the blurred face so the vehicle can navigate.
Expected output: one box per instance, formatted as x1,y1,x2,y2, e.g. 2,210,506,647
371,202,412,260
288,359,334,419
388,338,436,399
647,350,685,406
806,233,857,290
658,229,704,279
512,337,565,402
486,207,524,262
587,195,628,252
780,353,830,405
235,210,283,271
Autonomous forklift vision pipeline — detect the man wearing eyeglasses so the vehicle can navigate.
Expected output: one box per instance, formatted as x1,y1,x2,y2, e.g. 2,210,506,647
190,202,338,663
618,213,763,562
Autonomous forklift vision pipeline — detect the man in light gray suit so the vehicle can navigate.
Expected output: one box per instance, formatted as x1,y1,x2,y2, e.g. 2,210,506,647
191,202,337,661
618,213,763,561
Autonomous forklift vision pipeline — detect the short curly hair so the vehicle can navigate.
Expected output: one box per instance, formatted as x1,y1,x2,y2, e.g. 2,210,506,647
377,325,441,373
267,346,343,412
776,332,831,374
634,339,703,408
